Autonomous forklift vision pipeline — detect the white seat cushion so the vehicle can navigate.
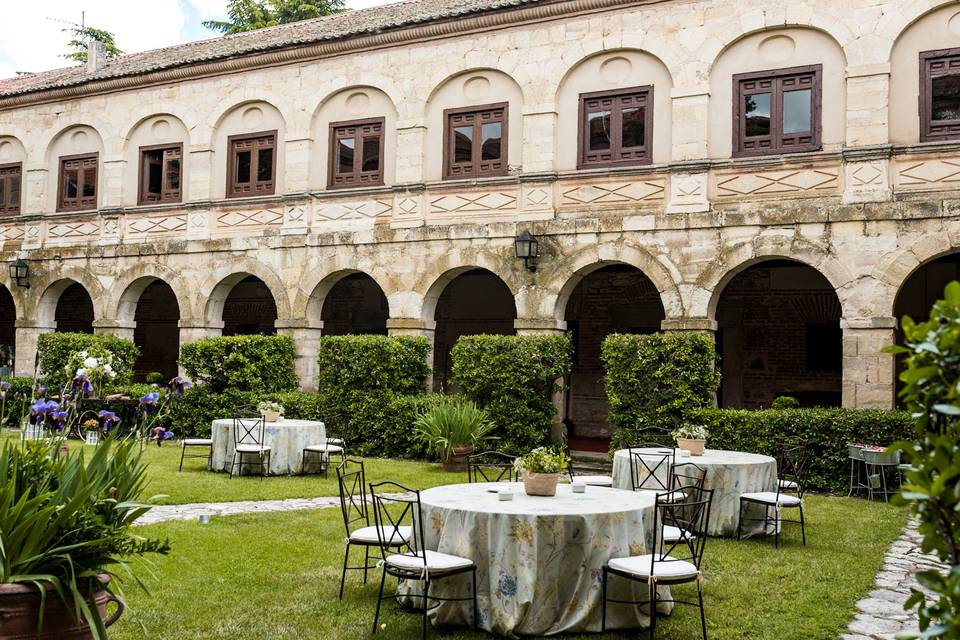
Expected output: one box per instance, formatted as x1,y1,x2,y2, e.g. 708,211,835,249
183,438,212,446
328,438,345,445
740,491,801,506
661,525,694,543
235,444,271,453
573,475,613,486
778,478,799,490
385,550,473,573
608,554,699,580
636,489,685,502
305,444,344,453
351,525,411,545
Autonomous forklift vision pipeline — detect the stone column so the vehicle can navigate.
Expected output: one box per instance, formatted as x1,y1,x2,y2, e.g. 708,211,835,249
842,317,896,410
92,319,136,342
275,320,323,391
515,318,568,444
14,321,55,379
176,320,222,378
387,318,436,391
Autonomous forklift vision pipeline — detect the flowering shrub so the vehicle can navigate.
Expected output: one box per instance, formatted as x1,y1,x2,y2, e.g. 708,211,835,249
37,333,137,391
672,423,709,440
513,447,568,475
180,335,297,393
67,347,119,398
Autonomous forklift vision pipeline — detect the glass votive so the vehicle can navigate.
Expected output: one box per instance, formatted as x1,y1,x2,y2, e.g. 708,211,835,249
198,514,211,524
679,449,691,458
498,489,514,501
572,481,586,493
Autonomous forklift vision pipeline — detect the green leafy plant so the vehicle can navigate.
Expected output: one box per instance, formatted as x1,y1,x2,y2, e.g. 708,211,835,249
513,446,569,474
771,395,801,409
672,423,709,440
256,400,283,414
451,334,572,455
885,281,960,637
37,333,138,392
144,372,165,385
602,332,720,433
0,438,169,639
179,335,298,393
414,395,495,461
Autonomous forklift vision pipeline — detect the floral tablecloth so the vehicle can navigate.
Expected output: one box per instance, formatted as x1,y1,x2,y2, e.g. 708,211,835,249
611,448,778,537
210,418,327,475
409,482,671,638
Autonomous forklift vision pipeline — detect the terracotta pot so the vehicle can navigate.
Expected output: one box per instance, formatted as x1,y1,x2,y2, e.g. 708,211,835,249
261,410,280,423
676,438,706,456
442,444,474,472
0,574,124,639
523,472,560,496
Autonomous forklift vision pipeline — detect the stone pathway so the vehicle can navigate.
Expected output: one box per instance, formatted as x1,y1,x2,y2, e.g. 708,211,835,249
843,520,948,640
135,495,345,525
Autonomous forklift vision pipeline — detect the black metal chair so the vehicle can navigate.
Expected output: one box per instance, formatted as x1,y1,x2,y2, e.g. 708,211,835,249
303,422,345,478
738,443,806,547
336,459,410,599
179,436,213,471
467,451,517,483
629,444,675,495
563,442,614,487
230,416,271,478
602,487,715,639
369,481,478,639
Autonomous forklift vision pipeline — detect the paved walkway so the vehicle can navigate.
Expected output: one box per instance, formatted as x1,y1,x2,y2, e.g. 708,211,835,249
135,495,345,525
843,520,947,640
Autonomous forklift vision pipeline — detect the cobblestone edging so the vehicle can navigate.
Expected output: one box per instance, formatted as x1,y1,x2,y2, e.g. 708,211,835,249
843,520,948,640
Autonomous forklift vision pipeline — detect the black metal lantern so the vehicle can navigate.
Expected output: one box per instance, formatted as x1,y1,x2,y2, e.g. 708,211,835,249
514,230,539,272
8,258,29,289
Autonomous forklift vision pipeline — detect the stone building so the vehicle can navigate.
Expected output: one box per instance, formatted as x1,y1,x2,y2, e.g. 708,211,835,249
0,0,958,443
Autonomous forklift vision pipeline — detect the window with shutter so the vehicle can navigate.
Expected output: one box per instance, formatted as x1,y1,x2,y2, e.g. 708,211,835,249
57,154,98,212
227,131,277,198
139,144,183,204
921,48,960,142
733,65,822,157
0,163,21,215
443,104,507,180
328,118,385,189
578,86,653,168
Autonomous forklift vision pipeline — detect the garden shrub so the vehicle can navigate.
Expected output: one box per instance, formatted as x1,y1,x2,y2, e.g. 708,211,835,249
37,332,138,390
888,281,960,635
602,332,720,434
167,386,259,438
451,334,572,455
179,335,298,393
771,395,800,409
0,376,33,427
316,335,431,395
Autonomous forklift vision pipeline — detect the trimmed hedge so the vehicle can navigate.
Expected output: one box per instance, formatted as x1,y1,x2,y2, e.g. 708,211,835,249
37,333,139,390
179,335,299,393
451,334,572,455
317,335,430,395
688,407,914,493
602,332,720,432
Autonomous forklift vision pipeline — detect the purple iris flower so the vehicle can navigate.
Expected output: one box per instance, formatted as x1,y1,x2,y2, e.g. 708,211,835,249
72,374,93,395
169,376,192,397
0,381,11,395
50,410,70,432
30,399,59,426
97,410,119,432
139,391,160,405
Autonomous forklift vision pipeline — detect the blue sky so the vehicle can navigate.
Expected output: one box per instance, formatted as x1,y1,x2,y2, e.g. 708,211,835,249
0,0,388,81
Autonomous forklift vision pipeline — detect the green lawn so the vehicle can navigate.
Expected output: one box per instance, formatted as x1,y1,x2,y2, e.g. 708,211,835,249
110,494,908,640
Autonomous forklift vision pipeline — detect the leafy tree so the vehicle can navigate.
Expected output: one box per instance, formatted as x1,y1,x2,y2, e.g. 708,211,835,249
63,26,123,63
203,0,345,35
886,281,960,637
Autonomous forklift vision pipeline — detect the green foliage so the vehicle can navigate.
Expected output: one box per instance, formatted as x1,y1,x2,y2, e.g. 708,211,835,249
37,333,139,391
771,395,801,409
62,26,123,62
602,332,721,433
167,387,258,438
179,335,298,393
413,395,495,461
886,281,960,637
450,334,572,455
1,377,33,427
317,335,430,395
665,407,913,493
203,0,345,34
513,446,568,474
0,439,168,639
145,372,165,385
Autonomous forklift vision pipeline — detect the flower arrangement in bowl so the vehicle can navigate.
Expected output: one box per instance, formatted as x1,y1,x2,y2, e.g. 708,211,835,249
672,423,709,456
257,401,284,423
513,447,569,496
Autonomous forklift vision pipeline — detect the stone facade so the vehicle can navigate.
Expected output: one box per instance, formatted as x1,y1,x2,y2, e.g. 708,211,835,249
0,0,959,425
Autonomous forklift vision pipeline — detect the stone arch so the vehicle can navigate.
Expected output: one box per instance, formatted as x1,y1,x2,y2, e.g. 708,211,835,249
112,264,193,322
31,269,105,327
547,243,684,324
0,135,26,166
554,49,674,169
415,249,520,324
873,231,960,318
113,275,183,380
302,268,391,329
200,260,291,327
706,25,848,159
43,124,106,212
0,284,17,373
879,0,960,60
210,99,287,199
703,20,854,74
119,113,191,205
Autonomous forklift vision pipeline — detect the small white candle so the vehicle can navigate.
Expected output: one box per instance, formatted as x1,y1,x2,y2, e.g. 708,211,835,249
572,481,586,493
498,489,514,501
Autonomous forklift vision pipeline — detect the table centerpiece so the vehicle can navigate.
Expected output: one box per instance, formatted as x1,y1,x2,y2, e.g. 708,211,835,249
672,423,708,456
514,447,569,496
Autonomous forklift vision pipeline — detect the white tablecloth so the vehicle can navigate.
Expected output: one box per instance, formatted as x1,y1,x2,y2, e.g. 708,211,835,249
210,418,327,475
611,448,778,537
409,482,670,637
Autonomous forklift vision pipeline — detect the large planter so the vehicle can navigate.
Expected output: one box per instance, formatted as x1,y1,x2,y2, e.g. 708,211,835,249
442,445,474,472
523,472,560,496
261,411,280,423
0,574,124,639
676,438,706,456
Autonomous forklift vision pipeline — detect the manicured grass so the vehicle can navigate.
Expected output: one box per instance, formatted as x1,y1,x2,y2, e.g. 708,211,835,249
111,494,908,640
1,430,466,504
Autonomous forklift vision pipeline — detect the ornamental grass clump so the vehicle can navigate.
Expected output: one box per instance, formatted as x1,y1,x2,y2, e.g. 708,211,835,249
0,438,169,639
413,395,495,462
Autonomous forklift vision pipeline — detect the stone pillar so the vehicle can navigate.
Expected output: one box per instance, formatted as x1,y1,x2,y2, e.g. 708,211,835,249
275,320,323,391
176,320,222,378
387,318,436,391
14,321,55,379
92,319,136,342
394,124,426,183
842,317,896,410
515,318,568,444
670,87,710,160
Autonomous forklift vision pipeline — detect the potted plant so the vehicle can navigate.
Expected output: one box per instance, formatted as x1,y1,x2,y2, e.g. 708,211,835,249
257,400,283,423
514,447,569,496
0,438,169,639
672,423,709,456
414,396,495,471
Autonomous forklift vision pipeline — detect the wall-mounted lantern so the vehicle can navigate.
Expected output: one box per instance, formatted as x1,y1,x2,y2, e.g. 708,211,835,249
514,230,539,272
8,258,30,289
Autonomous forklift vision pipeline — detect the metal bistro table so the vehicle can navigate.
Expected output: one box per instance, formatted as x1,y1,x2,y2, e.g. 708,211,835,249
612,447,778,537
209,418,327,475
408,482,671,638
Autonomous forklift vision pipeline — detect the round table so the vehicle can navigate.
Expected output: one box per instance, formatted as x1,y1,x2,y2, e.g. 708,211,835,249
611,448,778,537
412,482,670,637
209,418,327,475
